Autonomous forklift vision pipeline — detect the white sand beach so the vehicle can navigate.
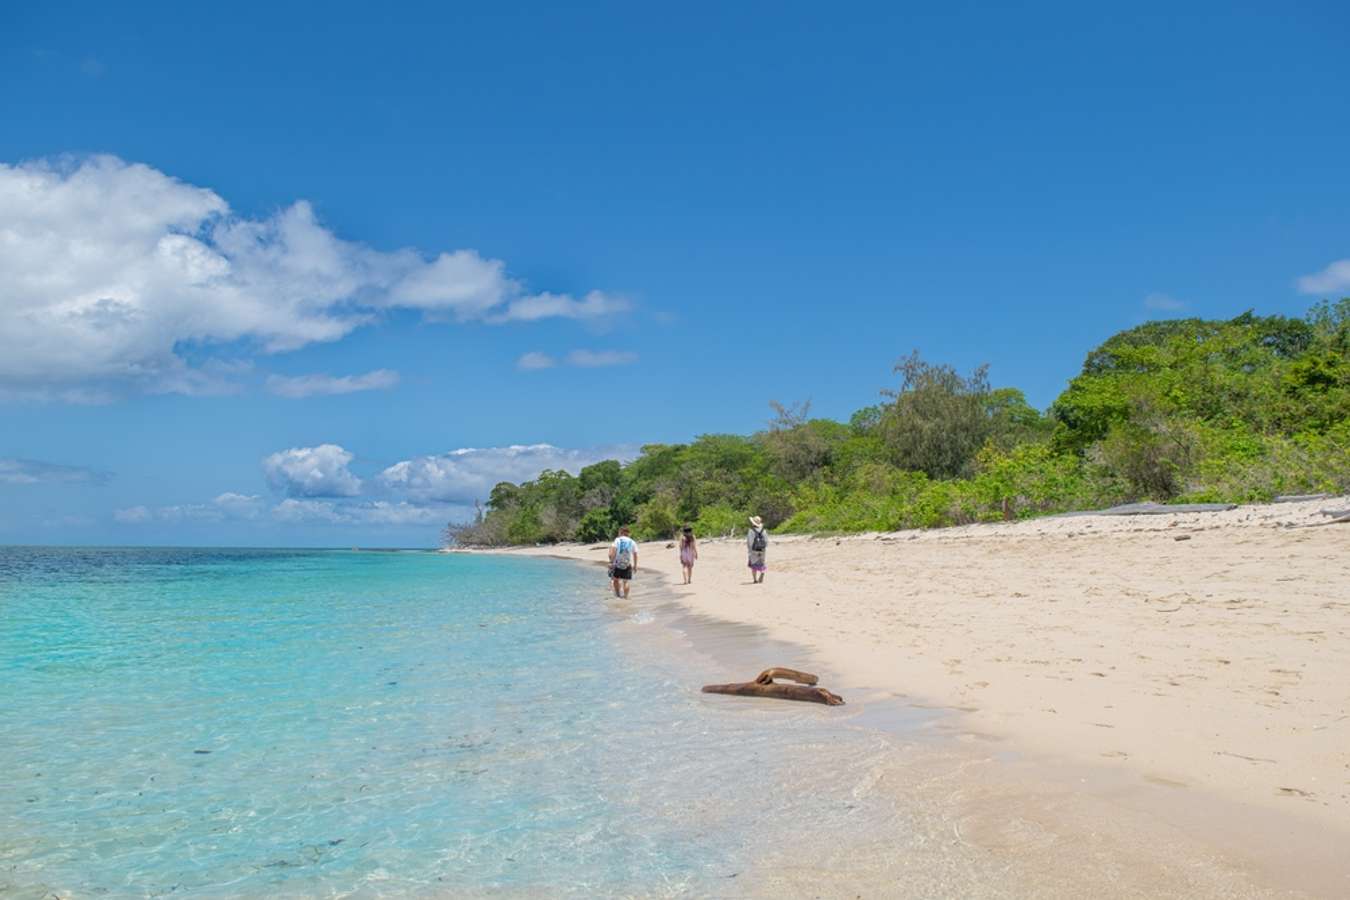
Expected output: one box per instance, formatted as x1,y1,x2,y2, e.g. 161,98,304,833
503,496,1350,896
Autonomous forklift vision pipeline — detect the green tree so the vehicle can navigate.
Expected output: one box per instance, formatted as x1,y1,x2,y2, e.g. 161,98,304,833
761,401,846,482
879,352,994,478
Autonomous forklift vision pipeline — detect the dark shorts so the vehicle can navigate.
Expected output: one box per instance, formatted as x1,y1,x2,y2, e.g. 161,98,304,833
610,566,633,581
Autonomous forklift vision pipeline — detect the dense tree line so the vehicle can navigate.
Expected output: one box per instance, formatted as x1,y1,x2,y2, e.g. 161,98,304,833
446,300,1350,546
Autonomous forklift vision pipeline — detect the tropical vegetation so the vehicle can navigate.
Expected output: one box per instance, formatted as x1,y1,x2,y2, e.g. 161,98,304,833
446,300,1350,545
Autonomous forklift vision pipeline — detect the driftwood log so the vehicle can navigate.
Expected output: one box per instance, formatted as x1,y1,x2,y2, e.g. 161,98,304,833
702,667,844,705
754,667,817,685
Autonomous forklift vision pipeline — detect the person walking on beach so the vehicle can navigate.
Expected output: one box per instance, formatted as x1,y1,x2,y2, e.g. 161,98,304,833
747,516,768,584
609,526,638,599
678,526,698,584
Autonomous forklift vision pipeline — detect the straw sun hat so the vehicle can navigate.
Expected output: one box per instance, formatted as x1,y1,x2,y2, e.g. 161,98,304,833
749,516,764,528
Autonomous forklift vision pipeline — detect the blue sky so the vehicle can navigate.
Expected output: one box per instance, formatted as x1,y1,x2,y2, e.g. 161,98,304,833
3,0,1348,546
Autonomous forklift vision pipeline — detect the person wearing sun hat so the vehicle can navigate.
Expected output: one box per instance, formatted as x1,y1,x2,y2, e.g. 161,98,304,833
746,515,768,584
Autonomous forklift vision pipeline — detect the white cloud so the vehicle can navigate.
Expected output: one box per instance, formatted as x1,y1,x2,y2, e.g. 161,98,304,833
517,349,636,371
113,492,264,524
378,443,637,504
271,498,351,523
516,352,557,371
1143,292,1187,312
263,444,362,497
491,290,631,323
115,492,446,527
114,505,152,523
211,492,265,519
115,442,633,531
42,514,95,528
1297,259,1350,295
266,369,400,398
357,501,456,525
384,250,514,319
565,349,638,367
269,498,459,526
0,385,119,405
0,457,109,484
153,504,212,522
0,155,624,400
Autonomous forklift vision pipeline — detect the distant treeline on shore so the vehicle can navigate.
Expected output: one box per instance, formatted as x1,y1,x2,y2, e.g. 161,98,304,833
447,300,1350,546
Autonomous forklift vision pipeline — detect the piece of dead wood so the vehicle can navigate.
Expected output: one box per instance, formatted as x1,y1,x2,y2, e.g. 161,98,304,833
754,667,818,685
704,668,842,705
1058,502,1236,518
1215,750,1277,763
702,681,845,705
1291,514,1350,529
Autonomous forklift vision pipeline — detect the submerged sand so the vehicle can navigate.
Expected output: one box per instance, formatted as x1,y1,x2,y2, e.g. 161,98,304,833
496,496,1350,897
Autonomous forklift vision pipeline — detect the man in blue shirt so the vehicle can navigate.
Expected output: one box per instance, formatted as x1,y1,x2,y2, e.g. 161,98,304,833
608,526,639,599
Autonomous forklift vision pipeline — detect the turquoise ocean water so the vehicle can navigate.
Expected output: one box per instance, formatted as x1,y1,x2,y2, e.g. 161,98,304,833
0,547,904,897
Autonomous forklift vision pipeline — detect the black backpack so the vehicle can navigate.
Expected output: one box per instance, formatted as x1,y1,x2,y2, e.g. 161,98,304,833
750,528,767,551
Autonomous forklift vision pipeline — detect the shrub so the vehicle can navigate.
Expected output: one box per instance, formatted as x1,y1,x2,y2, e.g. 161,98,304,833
576,508,617,543
1181,421,1350,501
693,503,743,538
634,495,680,541
1094,415,1197,501
956,443,1106,521
504,507,545,544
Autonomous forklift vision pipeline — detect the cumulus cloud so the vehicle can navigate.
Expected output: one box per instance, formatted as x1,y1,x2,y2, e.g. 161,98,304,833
118,441,633,531
153,504,213,522
0,457,110,485
1143,292,1187,312
271,498,351,523
210,492,265,519
113,492,264,524
378,443,637,504
516,352,557,371
565,349,638,367
354,501,456,525
262,444,362,497
517,349,636,371
268,498,459,525
0,155,625,400
43,514,94,528
491,290,631,323
113,505,152,523
266,369,400,398
1297,259,1350,295
116,492,449,527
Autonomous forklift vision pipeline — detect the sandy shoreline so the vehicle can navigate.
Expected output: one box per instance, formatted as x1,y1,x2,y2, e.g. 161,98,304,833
489,496,1350,896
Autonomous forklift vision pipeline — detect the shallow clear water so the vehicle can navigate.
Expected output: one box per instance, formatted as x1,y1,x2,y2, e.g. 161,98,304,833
0,547,904,897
